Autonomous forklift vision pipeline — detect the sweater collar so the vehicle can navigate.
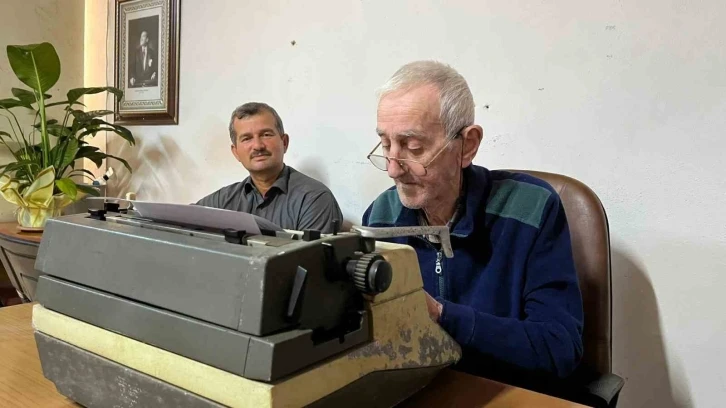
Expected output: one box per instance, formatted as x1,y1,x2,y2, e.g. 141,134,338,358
394,165,490,238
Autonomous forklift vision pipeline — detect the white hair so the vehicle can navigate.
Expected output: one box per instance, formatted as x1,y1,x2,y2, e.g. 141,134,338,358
377,60,475,139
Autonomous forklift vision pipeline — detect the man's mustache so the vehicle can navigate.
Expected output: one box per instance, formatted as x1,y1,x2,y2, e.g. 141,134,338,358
250,150,271,159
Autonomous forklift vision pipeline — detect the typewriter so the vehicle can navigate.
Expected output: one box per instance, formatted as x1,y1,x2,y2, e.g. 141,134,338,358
32,203,460,407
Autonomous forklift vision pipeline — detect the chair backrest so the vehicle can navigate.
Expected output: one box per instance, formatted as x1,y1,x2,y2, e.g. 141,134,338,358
506,169,612,375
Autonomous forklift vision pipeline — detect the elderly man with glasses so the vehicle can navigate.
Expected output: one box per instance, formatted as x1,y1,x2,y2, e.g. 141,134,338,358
362,61,584,391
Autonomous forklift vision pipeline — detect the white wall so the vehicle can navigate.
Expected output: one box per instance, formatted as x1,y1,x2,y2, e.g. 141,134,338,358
99,1,726,406
0,0,85,221
84,0,110,179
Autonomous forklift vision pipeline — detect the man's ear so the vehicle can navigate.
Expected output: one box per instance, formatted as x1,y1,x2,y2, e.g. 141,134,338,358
461,125,483,168
231,143,242,162
282,133,290,153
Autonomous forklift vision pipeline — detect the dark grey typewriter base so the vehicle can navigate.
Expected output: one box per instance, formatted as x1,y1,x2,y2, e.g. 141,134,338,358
36,331,441,408
35,331,223,408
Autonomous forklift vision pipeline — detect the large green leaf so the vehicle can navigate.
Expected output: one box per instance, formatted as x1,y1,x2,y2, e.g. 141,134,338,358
0,162,25,173
78,120,135,145
107,123,135,145
78,127,135,145
84,151,105,168
44,124,73,138
12,88,51,104
76,117,105,135
68,168,97,181
14,145,41,165
55,178,77,200
81,151,132,173
45,100,85,108
51,137,79,169
0,160,40,179
79,126,119,141
0,98,32,110
105,153,132,173
77,126,102,138
75,145,100,157
71,109,115,123
33,119,58,128
67,87,123,105
76,184,101,197
7,43,61,93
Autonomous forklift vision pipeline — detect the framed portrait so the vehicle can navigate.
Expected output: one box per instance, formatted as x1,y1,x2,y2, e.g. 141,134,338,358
114,0,180,125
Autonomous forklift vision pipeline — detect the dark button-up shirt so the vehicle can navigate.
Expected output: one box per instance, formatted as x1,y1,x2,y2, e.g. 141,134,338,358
196,165,343,233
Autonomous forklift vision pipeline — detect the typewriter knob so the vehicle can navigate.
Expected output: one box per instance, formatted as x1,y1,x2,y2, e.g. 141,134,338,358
104,202,120,213
347,253,392,294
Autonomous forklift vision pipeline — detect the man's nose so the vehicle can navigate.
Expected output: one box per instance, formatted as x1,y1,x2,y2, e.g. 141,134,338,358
386,158,406,178
251,136,266,150
385,146,406,178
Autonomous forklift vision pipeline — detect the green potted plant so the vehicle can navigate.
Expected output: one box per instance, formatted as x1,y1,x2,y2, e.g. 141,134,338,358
0,42,135,230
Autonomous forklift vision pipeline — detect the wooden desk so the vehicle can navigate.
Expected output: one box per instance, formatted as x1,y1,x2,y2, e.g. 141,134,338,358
0,304,586,408
400,371,587,407
0,303,77,407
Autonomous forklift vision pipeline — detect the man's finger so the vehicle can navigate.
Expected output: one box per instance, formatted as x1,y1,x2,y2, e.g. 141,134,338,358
424,292,442,322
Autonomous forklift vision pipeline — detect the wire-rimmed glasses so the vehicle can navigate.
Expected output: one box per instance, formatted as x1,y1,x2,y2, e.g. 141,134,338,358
366,131,462,177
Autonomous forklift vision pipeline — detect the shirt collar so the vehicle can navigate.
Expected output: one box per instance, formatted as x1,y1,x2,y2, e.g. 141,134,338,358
243,164,290,196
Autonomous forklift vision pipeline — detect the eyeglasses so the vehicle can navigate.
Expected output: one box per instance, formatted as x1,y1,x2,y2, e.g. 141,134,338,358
367,129,464,176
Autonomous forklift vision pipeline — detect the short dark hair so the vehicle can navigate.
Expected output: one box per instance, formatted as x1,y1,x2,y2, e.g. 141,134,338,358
228,102,285,143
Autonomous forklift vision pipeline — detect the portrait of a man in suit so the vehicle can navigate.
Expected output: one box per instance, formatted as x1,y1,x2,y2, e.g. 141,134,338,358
127,16,160,88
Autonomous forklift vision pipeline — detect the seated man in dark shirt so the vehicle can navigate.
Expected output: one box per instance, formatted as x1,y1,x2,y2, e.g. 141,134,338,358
196,102,343,234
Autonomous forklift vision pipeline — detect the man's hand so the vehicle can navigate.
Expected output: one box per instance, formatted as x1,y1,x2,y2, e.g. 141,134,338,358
130,77,135,86
151,72,156,81
424,291,443,322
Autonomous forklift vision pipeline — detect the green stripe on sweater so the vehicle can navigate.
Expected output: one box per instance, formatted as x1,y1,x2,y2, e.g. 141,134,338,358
368,189,403,225
486,179,551,228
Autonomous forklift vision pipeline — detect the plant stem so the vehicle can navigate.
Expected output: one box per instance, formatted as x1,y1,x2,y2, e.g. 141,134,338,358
0,113,34,179
61,107,72,131
38,99,49,168
0,138,14,157
3,110,35,175
3,108,25,141
67,171,94,183
1,114,22,148
54,108,75,175
31,53,50,169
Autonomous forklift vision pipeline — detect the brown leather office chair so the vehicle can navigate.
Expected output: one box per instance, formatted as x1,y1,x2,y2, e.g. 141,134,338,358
507,169,625,408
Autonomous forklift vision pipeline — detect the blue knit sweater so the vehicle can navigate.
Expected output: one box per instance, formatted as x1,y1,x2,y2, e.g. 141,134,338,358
362,165,584,382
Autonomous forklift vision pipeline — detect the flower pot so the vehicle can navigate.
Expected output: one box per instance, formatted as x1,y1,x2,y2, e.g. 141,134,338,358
0,167,84,231
15,195,74,231
17,205,62,230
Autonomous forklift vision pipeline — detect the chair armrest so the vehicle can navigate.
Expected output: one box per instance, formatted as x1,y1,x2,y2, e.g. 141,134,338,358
583,372,625,407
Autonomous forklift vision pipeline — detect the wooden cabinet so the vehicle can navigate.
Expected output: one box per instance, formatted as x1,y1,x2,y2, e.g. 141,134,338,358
0,223,41,303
